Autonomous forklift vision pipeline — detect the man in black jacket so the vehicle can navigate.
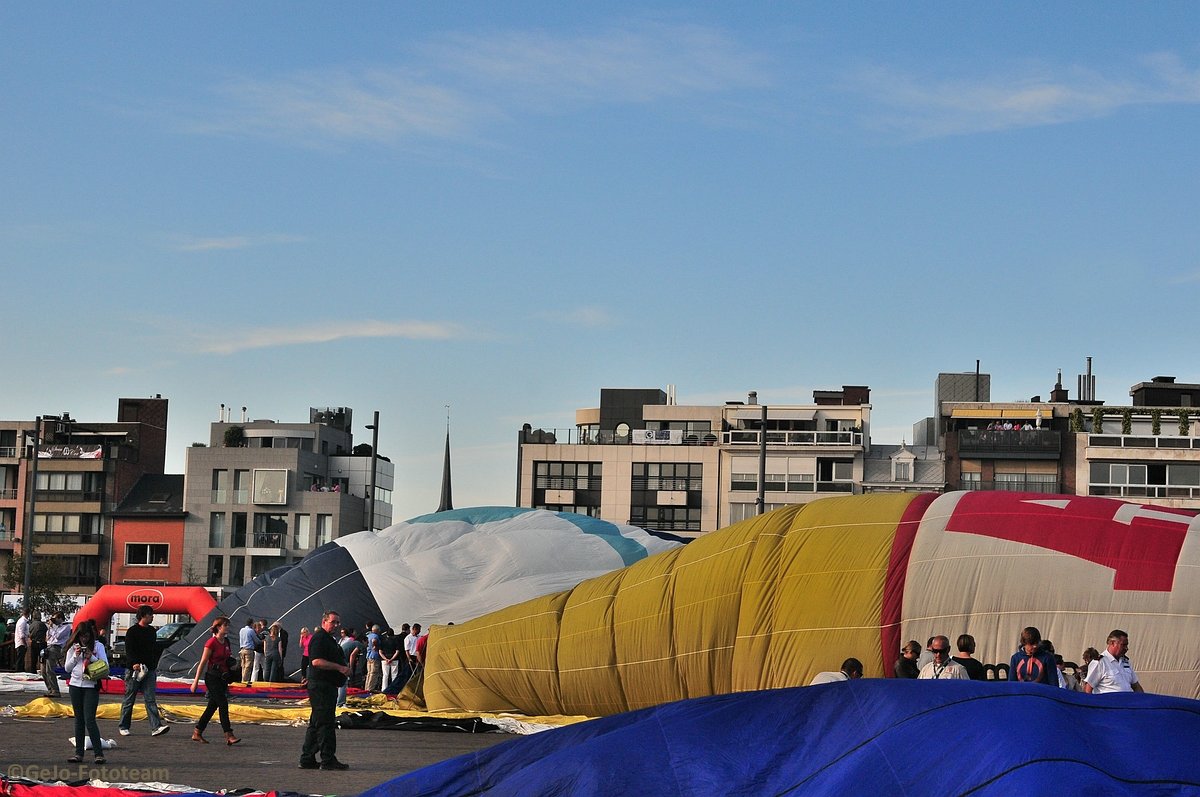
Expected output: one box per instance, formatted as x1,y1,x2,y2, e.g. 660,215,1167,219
300,610,350,771
117,605,169,737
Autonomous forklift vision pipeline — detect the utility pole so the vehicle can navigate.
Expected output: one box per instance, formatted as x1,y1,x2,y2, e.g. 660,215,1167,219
22,416,42,614
366,411,379,531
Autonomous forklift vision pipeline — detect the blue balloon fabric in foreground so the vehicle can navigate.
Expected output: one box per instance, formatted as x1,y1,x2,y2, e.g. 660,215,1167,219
361,680,1200,796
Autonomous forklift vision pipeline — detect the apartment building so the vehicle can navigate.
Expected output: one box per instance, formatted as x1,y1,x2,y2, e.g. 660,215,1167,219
516,387,871,536
0,397,169,596
182,407,394,593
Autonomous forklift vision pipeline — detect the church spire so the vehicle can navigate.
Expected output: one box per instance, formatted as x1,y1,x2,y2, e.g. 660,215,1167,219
437,405,453,513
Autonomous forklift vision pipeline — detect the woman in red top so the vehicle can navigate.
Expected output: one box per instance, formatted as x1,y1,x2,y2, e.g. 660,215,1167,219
190,616,240,745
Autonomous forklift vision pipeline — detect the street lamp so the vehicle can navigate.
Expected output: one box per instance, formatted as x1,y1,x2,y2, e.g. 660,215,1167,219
365,411,379,531
22,416,42,615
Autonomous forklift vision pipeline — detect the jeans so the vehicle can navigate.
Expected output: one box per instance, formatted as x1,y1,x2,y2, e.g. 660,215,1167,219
264,652,282,683
70,684,103,756
252,651,264,682
119,667,163,731
196,671,232,733
42,645,64,695
301,682,339,764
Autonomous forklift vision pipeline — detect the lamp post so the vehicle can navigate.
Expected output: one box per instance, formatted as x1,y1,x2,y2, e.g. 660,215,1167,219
22,416,42,615
365,411,379,531
756,403,767,516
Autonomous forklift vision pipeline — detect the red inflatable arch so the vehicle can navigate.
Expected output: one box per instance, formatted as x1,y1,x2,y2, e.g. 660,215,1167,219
73,585,218,631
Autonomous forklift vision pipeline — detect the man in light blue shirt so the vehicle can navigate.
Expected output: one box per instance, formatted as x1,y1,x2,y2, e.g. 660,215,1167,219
238,618,259,684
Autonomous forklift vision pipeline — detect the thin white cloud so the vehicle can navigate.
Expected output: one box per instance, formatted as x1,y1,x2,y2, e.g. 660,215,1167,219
194,319,467,355
849,52,1200,137
174,233,308,252
1170,270,1200,285
180,21,767,145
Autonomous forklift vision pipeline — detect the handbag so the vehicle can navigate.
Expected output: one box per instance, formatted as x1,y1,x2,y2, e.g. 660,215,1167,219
223,656,239,684
84,659,110,681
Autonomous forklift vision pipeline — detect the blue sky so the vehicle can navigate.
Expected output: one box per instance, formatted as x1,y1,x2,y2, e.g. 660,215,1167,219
2,4,1197,518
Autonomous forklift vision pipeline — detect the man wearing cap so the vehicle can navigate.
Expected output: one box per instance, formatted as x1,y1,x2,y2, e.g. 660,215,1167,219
118,605,170,736
1084,630,1144,694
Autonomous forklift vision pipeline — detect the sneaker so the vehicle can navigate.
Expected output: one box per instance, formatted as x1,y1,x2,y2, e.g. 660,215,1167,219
298,759,320,770
118,729,132,736
152,725,170,736
320,759,350,771
94,756,106,765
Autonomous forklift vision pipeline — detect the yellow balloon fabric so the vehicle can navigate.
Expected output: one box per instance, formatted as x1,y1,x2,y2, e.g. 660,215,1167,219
426,494,917,716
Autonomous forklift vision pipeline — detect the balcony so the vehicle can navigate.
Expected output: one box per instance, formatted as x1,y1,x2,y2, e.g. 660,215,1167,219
0,488,17,500
1090,484,1200,500
0,446,17,459
522,428,718,446
248,531,287,556
958,429,1060,458
960,481,1064,493
723,430,863,447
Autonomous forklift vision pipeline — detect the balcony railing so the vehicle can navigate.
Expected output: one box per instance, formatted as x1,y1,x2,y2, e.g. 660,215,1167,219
1089,435,1200,449
960,481,1064,493
724,430,863,447
630,477,703,491
35,490,105,503
958,429,1060,455
251,532,287,549
0,488,17,500
1090,484,1200,499
535,476,603,490
0,446,17,458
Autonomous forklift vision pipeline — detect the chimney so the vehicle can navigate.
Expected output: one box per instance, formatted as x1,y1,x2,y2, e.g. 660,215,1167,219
747,391,758,405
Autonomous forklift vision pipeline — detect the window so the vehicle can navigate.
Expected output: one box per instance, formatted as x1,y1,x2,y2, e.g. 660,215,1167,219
731,473,758,491
629,506,701,532
632,463,701,491
315,514,332,546
535,504,601,517
253,469,288,505
961,472,981,490
765,473,786,492
293,513,311,549
126,543,169,566
209,513,225,548
894,461,911,481
229,556,245,585
230,513,247,548
729,502,787,524
207,555,223,585
788,473,815,492
211,469,229,503
534,462,602,490
253,513,288,547
233,470,250,504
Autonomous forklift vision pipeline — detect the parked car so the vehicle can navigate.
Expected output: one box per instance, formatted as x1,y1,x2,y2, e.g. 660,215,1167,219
111,621,196,668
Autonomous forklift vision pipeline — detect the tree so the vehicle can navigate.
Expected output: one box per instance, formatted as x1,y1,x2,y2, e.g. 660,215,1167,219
223,425,246,447
1,554,80,618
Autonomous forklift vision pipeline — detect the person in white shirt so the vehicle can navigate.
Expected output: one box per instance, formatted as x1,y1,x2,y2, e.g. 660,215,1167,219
918,635,970,680
404,623,423,668
1084,630,1144,694
809,658,864,685
14,610,31,672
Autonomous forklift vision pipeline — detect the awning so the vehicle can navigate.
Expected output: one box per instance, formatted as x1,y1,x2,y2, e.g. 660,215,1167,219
949,409,1002,419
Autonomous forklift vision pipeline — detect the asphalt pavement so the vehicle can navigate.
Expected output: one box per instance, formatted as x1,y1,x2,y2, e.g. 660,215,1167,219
1,691,515,795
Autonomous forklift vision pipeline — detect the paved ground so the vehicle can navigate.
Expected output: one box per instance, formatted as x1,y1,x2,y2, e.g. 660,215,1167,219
1,692,516,795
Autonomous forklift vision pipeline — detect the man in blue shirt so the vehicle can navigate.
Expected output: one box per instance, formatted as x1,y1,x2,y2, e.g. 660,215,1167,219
238,618,259,684
364,625,382,692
